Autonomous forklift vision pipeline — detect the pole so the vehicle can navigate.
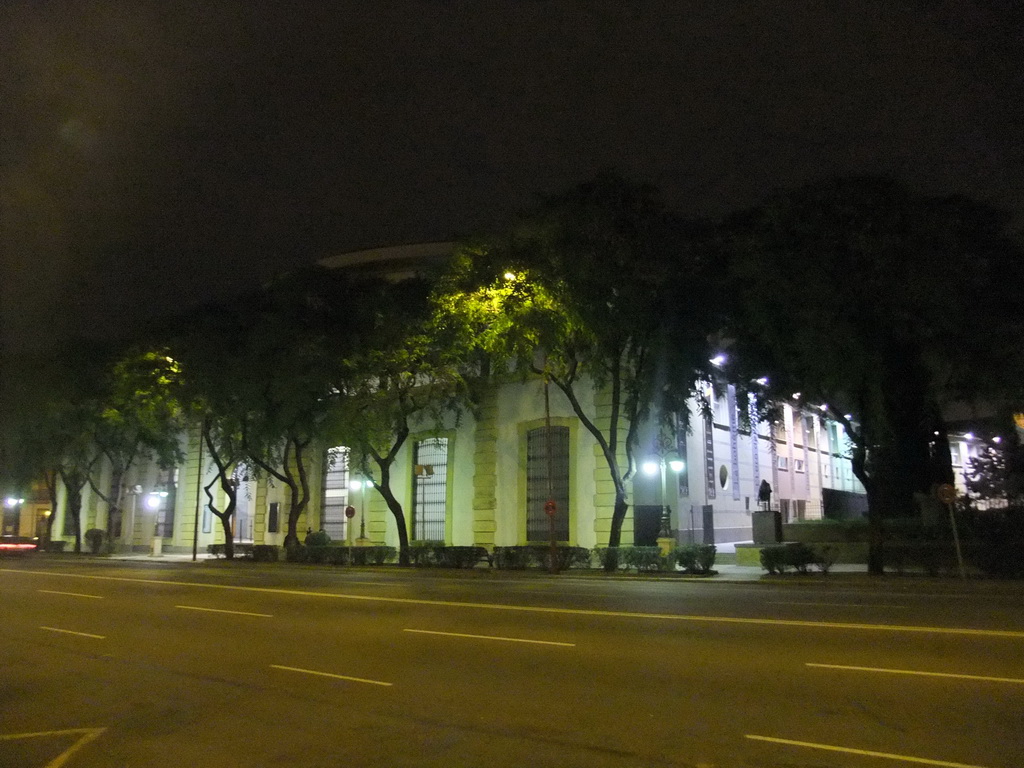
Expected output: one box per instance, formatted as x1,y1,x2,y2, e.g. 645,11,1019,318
192,418,206,561
946,501,966,579
545,374,558,574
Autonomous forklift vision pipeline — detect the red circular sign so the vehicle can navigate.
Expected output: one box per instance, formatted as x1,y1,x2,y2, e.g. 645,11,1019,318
936,484,957,505
544,500,557,517
344,505,357,519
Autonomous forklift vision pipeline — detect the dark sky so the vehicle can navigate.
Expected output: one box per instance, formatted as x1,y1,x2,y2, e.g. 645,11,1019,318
1,1,1022,358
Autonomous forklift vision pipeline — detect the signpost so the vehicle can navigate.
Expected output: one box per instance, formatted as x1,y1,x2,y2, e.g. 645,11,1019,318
936,483,965,579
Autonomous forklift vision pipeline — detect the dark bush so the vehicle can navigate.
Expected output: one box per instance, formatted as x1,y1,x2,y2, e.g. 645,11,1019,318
492,546,533,570
673,544,717,574
43,540,67,553
593,547,625,571
251,544,279,562
760,543,818,574
84,528,106,554
305,530,331,547
621,546,665,572
968,508,1024,578
554,546,592,570
438,546,491,568
285,545,309,563
815,544,837,574
405,541,443,567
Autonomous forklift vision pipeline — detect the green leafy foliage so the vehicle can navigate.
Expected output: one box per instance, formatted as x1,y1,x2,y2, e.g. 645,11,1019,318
84,528,106,555
434,174,718,554
672,543,717,574
304,530,332,546
721,177,1024,573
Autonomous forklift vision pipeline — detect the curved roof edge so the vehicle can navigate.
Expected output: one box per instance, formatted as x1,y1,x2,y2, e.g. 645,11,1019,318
318,241,456,272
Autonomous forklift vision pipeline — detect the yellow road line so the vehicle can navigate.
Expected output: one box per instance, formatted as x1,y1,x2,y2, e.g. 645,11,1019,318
745,734,990,768
403,628,575,647
769,600,906,609
40,626,105,639
270,664,392,687
0,728,108,768
806,662,1024,685
175,605,272,618
6,568,1024,639
37,589,104,599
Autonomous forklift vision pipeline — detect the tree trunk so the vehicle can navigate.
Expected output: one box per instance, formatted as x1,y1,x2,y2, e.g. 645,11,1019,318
604,488,629,571
375,461,410,565
66,485,83,554
218,514,235,560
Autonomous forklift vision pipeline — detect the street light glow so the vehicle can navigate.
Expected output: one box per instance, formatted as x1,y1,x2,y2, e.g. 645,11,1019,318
641,461,659,476
4,497,24,507
755,377,769,386
710,354,726,367
668,459,685,472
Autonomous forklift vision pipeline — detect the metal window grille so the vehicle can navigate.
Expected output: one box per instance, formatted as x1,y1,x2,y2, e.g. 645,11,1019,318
268,502,280,533
321,447,350,541
526,426,569,542
412,438,448,541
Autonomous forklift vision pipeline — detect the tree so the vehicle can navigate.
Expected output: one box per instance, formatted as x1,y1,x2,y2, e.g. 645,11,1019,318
434,174,717,561
83,349,186,549
169,303,249,558
231,267,356,547
330,278,469,565
719,176,1024,573
965,435,1024,507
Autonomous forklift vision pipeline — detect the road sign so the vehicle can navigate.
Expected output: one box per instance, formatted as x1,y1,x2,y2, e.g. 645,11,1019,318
936,483,957,504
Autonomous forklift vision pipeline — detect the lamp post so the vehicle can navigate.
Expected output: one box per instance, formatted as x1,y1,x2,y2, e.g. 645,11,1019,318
4,497,25,537
122,484,144,554
350,478,370,546
146,490,168,556
642,454,685,556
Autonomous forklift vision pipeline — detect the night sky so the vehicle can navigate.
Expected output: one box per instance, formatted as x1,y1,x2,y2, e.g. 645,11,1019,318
1,1,1021,360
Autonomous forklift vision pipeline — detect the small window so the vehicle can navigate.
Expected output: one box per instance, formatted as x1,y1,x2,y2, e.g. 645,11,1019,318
777,456,789,470
718,465,730,490
202,504,212,534
268,502,280,533
794,458,805,473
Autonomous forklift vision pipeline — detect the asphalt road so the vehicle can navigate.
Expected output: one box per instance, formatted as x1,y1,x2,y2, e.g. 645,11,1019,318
1,558,1023,768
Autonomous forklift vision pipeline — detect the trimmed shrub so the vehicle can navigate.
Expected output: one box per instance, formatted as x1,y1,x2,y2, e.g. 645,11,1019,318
405,541,444,567
621,546,665,572
492,546,533,570
285,544,309,563
251,544,279,562
761,542,830,574
84,528,106,554
555,546,593,570
593,547,625,571
305,530,332,547
43,540,67,553
815,544,837,574
673,544,717,574
438,546,490,569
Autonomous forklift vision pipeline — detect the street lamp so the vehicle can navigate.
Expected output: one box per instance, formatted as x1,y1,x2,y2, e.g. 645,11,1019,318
643,454,685,550
147,490,169,557
122,484,144,554
350,478,369,545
